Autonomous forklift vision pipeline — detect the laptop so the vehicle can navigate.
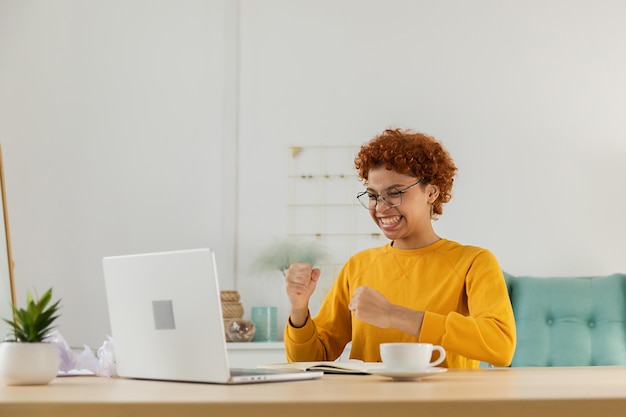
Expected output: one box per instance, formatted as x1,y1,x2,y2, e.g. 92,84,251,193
102,248,323,384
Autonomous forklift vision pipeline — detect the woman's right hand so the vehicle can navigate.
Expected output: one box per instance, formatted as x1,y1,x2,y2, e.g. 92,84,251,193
284,262,320,327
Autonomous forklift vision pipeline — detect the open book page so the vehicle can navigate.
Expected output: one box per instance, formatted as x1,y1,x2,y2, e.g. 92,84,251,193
258,360,386,375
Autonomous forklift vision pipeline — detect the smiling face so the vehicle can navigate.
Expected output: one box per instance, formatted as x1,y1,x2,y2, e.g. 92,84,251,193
365,166,440,250
354,129,457,220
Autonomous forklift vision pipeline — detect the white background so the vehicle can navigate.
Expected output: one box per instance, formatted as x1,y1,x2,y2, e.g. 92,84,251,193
1,0,625,348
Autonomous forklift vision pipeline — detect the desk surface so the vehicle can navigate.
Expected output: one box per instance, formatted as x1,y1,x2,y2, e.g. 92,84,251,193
1,366,625,417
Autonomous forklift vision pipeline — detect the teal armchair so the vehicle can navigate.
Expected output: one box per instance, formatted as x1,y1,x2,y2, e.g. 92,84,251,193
504,272,626,366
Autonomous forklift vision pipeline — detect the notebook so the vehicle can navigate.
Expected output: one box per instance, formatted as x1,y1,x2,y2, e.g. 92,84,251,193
102,248,323,384
259,360,386,374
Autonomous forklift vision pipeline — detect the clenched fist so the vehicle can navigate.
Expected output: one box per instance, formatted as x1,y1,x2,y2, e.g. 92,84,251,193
348,286,394,328
349,286,424,337
285,263,320,327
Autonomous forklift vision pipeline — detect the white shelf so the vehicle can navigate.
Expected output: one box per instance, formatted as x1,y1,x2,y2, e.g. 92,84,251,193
226,342,284,350
226,342,286,368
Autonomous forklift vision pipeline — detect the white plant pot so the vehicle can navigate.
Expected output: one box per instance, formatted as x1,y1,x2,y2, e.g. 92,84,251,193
0,342,59,385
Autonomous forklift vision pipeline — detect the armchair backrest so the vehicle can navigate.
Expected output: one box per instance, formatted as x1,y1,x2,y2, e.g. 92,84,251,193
504,272,626,366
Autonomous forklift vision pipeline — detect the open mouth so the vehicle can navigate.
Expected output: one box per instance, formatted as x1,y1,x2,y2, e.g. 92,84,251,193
379,215,402,225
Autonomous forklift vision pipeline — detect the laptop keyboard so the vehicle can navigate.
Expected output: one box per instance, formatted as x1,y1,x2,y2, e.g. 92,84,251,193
230,368,300,376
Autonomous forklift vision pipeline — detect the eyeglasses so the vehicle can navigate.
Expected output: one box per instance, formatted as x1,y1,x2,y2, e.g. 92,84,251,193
356,179,425,210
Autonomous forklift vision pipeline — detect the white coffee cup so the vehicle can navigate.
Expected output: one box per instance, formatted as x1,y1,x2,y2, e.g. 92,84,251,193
380,343,446,371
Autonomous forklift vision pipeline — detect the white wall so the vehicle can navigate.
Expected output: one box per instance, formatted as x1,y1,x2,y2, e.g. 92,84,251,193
235,0,626,328
1,0,626,348
0,0,237,347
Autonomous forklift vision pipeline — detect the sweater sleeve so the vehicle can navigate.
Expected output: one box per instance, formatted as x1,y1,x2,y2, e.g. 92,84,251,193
419,250,517,367
284,267,354,362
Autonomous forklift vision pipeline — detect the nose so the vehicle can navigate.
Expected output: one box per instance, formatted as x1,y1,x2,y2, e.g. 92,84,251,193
374,196,390,211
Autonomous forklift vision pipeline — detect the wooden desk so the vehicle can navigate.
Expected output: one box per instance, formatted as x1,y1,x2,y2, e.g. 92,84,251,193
1,366,625,417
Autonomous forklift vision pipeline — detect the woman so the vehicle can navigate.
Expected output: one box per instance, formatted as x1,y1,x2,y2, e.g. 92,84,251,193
284,128,516,368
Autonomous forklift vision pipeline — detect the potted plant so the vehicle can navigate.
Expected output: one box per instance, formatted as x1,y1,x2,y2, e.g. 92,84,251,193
0,288,61,385
252,238,330,275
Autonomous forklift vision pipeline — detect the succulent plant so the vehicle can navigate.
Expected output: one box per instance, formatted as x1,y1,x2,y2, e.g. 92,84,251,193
3,288,61,343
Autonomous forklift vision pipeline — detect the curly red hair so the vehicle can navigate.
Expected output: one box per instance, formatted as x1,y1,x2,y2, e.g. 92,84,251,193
354,128,457,218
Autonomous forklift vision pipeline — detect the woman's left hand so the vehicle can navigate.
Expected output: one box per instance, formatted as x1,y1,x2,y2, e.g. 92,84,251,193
348,286,393,328
348,285,425,337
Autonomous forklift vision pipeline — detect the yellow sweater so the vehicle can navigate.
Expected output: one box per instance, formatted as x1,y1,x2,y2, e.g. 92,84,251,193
284,239,516,368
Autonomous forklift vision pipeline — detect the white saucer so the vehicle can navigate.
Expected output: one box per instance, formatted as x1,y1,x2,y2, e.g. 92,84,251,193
368,367,447,381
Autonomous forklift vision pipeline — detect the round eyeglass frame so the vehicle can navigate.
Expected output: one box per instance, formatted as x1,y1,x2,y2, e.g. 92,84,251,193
356,178,425,210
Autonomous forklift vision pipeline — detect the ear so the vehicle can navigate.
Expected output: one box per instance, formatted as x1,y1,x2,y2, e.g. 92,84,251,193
427,185,440,203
